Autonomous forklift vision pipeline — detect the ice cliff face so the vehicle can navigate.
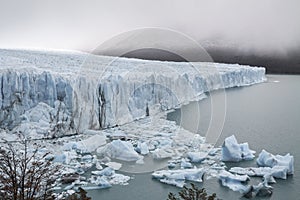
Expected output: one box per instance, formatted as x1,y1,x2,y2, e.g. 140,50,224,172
0,49,266,134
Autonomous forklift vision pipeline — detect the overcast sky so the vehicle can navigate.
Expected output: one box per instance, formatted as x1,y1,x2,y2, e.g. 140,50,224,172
0,0,299,54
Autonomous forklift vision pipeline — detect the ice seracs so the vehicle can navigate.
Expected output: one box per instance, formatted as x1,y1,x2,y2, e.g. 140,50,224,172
221,135,255,162
257,149,294,175
0,49,266,134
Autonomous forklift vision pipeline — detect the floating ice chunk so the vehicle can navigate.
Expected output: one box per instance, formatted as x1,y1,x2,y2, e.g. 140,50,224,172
95,161,103,170
218,170,250,193
109,174,131,185
64,183,75,191
263,173,276,184
168,162,177,169
160,178,185,188
157,138,173,147
269,166,288,179
219,170,249,182
99,167,115,176
187,152,207,163
208,148,220,156
90,176,112,188
66,190,75,195
152,147,175,159
81,154,93,162
53,150,78,164
180,159,193,169
105,162,122,170
53,154,66,163
135,141,149,155
152,168,205,187
221,135,255,162
229,166,288,180
257,149,294,174
253,182,273,197
66,134,106,153
98,140,143,161
244,181,273,198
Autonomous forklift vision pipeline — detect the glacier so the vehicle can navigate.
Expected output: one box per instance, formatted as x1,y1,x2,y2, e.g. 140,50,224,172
0,49,266,134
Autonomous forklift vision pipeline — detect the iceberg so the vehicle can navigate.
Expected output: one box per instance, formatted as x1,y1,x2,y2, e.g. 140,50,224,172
97,139,143,161
90,176,112,188
0,49,266,134
105,162,122,170
64,134,107,153
135,141,149,155
218,170,250,193
257,149,294,175
229,166,288,180
243,182,273,198
152,168,206,187
180,159,193,169
221,135,255,162
187,152,207,163
152,147,175,159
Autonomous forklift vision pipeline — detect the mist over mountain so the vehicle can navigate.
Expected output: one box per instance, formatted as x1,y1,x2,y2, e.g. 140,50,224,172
92,44,300,74
1,0,299,73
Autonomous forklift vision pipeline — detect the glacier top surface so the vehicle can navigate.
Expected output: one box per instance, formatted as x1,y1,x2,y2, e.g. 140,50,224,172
0,48,264,80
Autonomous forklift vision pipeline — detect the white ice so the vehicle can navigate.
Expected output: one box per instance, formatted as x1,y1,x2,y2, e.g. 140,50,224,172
221,135,255,162
229,166,288,180
64,134,106,153
187,152,207,163
152,168,206,187
218,170,250,193
0,49,266,134
257,149,294,175
97,139,143,162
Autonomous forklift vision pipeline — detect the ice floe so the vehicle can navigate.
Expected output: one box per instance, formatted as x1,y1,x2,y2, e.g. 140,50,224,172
257,149,294,174
229,166,288,180
97,139,143,162
221,135,255,162
152,168,206,188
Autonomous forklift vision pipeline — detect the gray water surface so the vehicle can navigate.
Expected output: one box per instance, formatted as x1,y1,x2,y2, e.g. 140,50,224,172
89,75,300,199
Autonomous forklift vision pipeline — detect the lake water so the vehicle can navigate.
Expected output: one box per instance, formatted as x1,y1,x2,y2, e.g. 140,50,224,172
88,75,300,199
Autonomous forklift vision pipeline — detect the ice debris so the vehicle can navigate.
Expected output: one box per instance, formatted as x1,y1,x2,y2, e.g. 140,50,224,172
218,170,250,193
257,149,294,174
152,168,206,188
187,152,207,163
229,166,288,180
221,135,255,162
63,134,107,153
97,139,143,162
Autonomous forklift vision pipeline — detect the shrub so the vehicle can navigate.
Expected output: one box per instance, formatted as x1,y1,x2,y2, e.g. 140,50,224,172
0,137,60,200
167,183,218,200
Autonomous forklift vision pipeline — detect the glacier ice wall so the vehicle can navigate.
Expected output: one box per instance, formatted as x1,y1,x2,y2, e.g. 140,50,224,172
0,49,266,133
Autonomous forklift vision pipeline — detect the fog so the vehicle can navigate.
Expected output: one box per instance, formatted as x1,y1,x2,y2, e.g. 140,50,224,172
0,0,299,55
